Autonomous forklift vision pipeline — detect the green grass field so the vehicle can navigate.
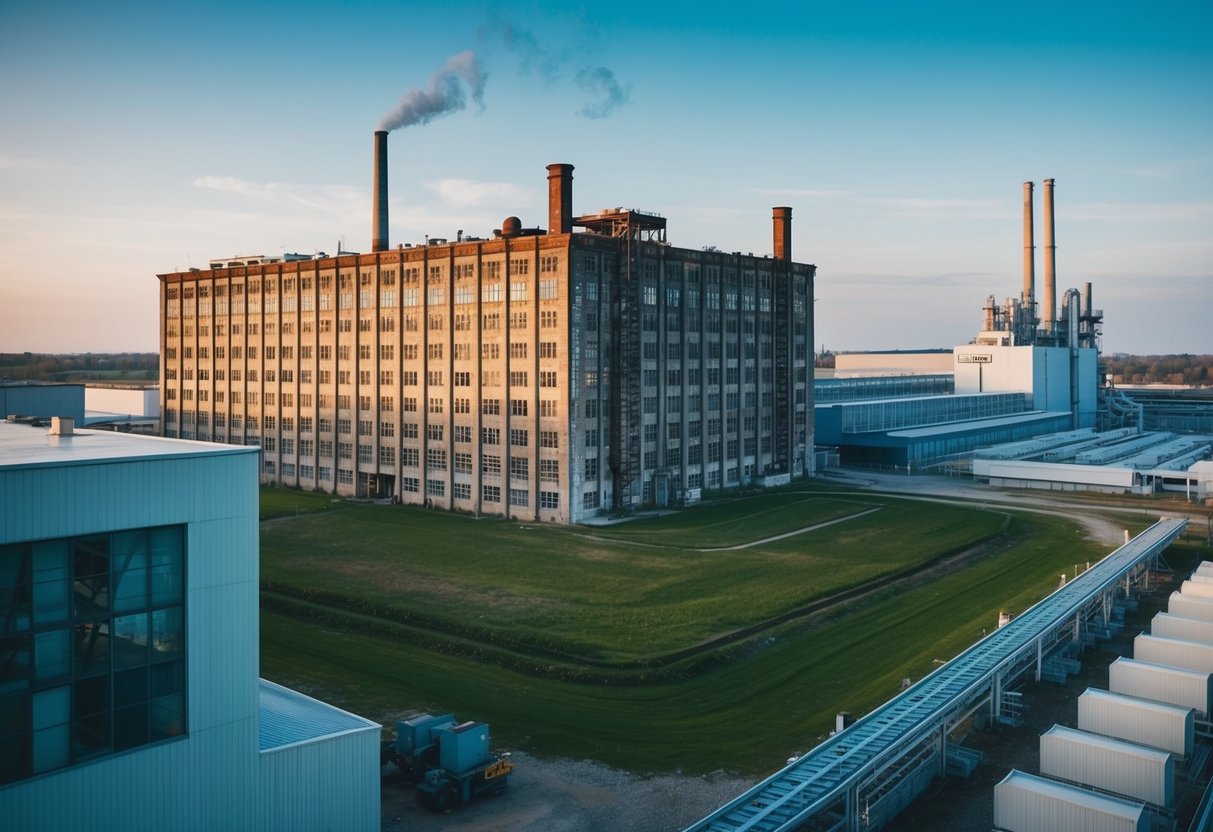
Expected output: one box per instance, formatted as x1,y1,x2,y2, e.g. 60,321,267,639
254,485,1172,774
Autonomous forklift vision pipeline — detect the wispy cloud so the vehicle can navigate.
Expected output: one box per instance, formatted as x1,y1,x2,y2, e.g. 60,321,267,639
753,187,851,199
424,178,530,209
192,175,363,215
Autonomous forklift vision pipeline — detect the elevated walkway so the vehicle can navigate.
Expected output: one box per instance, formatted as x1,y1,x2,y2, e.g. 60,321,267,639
685,517,1188,832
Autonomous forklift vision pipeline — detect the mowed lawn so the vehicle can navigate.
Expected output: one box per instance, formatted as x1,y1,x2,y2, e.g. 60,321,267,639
260,508,1124,775
260,491,1006,662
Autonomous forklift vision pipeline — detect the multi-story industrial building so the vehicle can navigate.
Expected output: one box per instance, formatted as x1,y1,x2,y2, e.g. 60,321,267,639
159,145,815,523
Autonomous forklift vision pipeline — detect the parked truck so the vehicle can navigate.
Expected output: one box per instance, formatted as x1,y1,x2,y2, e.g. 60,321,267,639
381,713,515,812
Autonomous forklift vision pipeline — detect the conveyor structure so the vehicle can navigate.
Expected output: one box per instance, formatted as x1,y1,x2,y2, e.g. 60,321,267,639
684,517,1188,832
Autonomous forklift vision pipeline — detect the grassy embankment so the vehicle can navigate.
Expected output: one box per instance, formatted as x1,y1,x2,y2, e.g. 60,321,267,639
258,487,1181,775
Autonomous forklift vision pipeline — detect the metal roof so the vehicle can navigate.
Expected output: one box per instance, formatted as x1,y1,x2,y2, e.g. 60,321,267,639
258,679,380,752
684,518,1187,832
997,769,1146,820
0,419,254,468
886,410,1071,439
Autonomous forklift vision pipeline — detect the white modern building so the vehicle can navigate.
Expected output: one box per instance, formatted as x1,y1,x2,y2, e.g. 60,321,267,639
0,418,379,830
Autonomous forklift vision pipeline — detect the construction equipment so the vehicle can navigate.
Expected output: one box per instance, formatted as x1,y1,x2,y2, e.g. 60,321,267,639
381,713,515,812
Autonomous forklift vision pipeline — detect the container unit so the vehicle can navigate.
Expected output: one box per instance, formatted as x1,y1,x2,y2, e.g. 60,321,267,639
436,722,490,775
1188,573,1213,585
994,769,1146,832
1152,612,1213,644
1168,591,1213,623
1039,725,1173,808
1108,657,1212,718
1180,579,1213,599
1077,686,1194,756
1134,633,1213,673
1194,561,1213,578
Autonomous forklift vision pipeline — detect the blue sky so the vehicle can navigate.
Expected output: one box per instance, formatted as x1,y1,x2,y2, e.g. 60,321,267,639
1,1,1210,354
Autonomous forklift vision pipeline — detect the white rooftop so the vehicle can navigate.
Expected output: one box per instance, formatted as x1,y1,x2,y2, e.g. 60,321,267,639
0,419,255,469
258,679,380,752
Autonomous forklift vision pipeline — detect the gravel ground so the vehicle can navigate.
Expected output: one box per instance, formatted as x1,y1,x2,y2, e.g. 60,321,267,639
380,753,755,832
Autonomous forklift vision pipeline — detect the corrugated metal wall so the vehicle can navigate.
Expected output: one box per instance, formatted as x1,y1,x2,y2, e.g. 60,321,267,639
994,769,1146,832
1078,686,1194,757
259,730,380,831
1108,657,1211,717
1151,612,1213,644
1039,725,1173,807
1169,591,1213,622
1134,633,1213,673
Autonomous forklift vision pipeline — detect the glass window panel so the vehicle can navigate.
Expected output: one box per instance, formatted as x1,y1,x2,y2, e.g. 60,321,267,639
150,660,184,699
150,528,184,605
0,734,28,785
112,613,148,669
0,636,30,693
31,541,69,624
74,676,109,718
73,621,110,677
32,724,70,774
0,543,26,588
32,685,69,730
151,608,183,659
0,691,29,735
112,565,148,613
0,543,31,631
113,703,148,751
72,536,109,616
111,533,148,612
150,694,185,740
114,667,148,708
34,629,71,680
74,711,110,758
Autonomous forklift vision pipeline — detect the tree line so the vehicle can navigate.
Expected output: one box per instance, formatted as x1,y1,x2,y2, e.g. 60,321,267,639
0,353,158,382
1104,354,1212,387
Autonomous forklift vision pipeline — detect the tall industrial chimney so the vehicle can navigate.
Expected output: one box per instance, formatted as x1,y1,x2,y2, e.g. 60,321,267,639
1042,178,1057,335
1022,181,1035,320
773,206,792,261
372,130,389,252
547,163,574,234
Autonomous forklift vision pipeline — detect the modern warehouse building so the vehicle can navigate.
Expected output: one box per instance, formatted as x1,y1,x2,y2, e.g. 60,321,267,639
0,418,379,830
158,140,816,523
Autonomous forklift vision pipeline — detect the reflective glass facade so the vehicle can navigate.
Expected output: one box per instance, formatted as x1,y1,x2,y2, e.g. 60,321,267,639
0,526,186,785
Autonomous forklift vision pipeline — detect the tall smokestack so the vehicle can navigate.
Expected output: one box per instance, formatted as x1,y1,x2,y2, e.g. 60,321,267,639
773,206,792,261
372,130,389,252
1043,178,1057,335
1022,181,1035,321
546,163,574,234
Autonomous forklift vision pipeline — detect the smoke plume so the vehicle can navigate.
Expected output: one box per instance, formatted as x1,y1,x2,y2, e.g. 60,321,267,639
576,66,631,119
378,50,487,132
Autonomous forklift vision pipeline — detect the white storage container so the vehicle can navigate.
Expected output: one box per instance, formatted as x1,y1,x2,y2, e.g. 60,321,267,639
1040,724,1173,807
1152,612,1213,644
994,769,1146,832
1134,633,1213,673
1180,579,1213,599
1078,686,1194,756
1168,591,1213,623
1108,657,1211,717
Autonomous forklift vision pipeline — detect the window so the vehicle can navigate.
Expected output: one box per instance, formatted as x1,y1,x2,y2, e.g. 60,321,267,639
511,400,528,417
453,425,472,443
453,482,471,500
539,491,560,509
540,400,558,418
540,431,559,449
427,423,444,441
539,459,559,483
509,371,528,387
454,452,473,474
482,484,501,503
540,342,558,359
482,455,501,477
539,279,558,300
510,428,528,447
510,456,529,479
509,489,529,507
0,527,186,785
482,427,500,445
482,399,501,416
426,449,447,471
585,457,598,479
540,310,558,328
539,371,557,388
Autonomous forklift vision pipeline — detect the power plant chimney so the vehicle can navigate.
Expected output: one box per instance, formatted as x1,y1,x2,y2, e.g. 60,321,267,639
372,130,389,252
546,163,574,234
1022,181,1035,323
773,207,792,261
1042,178,1057,335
